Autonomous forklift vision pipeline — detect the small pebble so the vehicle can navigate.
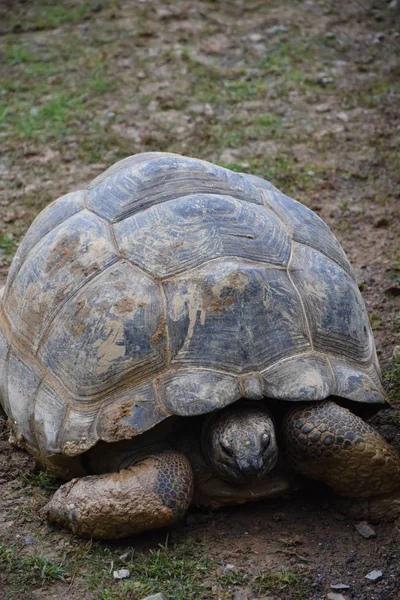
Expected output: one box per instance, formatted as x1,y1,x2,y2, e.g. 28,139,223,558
113,568,130,580
119,551,131,562
355,521,376,539
140,595,168,600
365,570,383,582
225,563,234,571
267,25,289,34
247,33,264,43
331,583,351,590
24,536,36,545
336,111,349,122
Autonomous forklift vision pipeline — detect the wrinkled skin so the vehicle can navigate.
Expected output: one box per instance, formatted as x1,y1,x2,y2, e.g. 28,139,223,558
44,400,400,539
200,406,278,482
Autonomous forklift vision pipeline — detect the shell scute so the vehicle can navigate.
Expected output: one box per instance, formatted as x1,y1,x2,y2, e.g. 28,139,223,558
96,379,165,444
5,210,118,353
34,383,66,453
157,368,241,416
38,261,167,399
245,173,353,276
290,243,374,364
114,193,291,278
87,154,264,223
163,259,311,373
7,352,42,445
3,189,85,299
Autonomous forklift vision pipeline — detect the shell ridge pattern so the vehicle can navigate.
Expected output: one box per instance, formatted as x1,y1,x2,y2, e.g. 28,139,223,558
290,242,374,364
35,255,121,355
256,184,353,278
37,260,168,401
29,377,45,448
286,239,315,350
113,192,290,279
0,337,12,418
259,188,294,238
87,155,264,223
160,257,288,283
3,195,86,307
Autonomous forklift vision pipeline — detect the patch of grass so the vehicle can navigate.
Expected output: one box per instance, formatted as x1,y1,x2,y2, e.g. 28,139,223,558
6,44,35,65
0,543,68,585
254,568,311,599
369,313,382,331
22,469,59,492
0,537,217,599
252,113,282,128
89,539,213,600
384,354,400,400
0,233,17,264
217,568,249,587
10,2,94,32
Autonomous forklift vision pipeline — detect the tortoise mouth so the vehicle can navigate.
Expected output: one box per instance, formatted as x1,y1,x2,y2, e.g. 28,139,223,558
216,447,279,483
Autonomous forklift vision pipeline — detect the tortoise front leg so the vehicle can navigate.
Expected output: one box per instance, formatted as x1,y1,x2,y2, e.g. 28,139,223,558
282,400,400,521
44,451,193,539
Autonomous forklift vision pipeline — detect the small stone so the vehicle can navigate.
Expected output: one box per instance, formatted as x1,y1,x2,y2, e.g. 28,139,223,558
355,521,376,539
225,563,234,571
327,594,346,600
119,551,131,562
365,570,383,582
140,595,168,600
331,583,351,590
316,74,334,87
267,25,289,34
315,103,331,113
24,536,36,544
247,33,264,43
336,111,349,122
113,568,130,580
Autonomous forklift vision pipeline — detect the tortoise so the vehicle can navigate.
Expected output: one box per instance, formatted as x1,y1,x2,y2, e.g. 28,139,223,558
0,152,399,539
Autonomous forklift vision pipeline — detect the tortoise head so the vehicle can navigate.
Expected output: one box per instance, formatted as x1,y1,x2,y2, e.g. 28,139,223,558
201,404,278,482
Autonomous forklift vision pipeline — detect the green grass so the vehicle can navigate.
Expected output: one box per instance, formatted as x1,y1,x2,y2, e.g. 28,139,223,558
21,469,59,492
369,313,383,331
0,535,314,599
89,539,213,599
254,568,312,598
0,538,222,600
385,354,400,400
0,233,17,264
9,2,95,32
0,543,68,585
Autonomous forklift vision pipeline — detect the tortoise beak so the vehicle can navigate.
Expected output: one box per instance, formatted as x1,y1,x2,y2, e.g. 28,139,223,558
236,452,277,479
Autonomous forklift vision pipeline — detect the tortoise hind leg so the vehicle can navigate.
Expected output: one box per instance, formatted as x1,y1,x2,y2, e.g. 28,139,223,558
44,450,193,539
282,400,400,521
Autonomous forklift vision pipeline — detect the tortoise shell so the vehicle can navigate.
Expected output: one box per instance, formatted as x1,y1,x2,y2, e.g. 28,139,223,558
0,153,386,458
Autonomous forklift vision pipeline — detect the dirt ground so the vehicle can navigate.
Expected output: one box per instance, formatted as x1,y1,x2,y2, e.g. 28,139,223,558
0,1,400,599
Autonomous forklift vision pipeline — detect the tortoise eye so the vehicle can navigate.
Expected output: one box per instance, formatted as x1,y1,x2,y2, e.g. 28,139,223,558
261,433,270,449
220,441,234,458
